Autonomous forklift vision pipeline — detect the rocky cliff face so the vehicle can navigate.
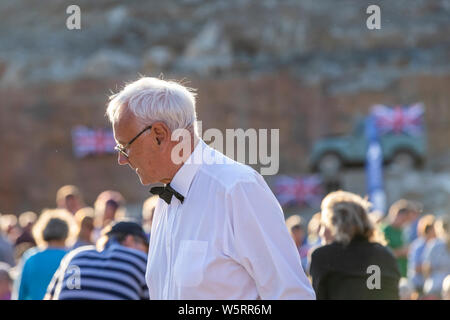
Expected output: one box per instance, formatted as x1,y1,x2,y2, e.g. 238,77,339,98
0,0,449,214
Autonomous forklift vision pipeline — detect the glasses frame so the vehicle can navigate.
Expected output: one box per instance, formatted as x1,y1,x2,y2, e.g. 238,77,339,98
114,125,152,159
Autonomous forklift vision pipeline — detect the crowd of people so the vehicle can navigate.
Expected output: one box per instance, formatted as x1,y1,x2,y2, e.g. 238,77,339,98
1,184,449,300
0,185,155,300
286,193,450,300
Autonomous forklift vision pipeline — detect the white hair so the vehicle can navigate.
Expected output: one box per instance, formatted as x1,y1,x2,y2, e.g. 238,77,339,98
106,77,198,135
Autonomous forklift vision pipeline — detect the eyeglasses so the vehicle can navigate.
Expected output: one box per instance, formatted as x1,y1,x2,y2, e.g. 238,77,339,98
114,125,152,159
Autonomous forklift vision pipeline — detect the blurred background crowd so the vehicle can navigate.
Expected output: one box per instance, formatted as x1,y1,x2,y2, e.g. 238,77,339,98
0,184,449,300
0,185,155,300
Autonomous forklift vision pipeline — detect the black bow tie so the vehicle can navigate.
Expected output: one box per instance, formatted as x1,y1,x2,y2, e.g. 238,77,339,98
149,184,184,205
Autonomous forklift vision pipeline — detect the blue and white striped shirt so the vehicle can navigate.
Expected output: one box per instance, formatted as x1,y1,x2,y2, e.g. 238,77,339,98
47,242,149,300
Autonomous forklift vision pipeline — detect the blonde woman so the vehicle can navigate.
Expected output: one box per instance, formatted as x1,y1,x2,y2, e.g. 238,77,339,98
17,209,77,300
309,191,400,299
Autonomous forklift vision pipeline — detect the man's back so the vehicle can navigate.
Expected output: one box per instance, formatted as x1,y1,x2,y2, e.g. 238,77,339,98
48,243,149,300
19,248,67,300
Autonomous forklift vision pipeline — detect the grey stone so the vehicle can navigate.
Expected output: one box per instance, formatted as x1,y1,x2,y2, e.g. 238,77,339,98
107,6,129,29
176,22,233,75
82,49,141,78
142,46,175,69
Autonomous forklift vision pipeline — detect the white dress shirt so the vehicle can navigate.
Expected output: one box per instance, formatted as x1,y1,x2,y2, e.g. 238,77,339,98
145,139,315,299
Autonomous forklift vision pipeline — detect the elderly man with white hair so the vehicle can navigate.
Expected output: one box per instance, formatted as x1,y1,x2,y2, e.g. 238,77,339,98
106,77,315,300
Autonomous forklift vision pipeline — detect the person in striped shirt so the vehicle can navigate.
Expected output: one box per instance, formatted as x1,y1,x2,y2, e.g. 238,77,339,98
45,220,149,300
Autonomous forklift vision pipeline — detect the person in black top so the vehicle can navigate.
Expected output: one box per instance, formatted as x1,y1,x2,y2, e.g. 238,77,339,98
310,191,401,300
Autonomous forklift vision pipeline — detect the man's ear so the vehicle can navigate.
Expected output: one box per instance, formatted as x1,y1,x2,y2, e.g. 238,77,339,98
152,122,171,146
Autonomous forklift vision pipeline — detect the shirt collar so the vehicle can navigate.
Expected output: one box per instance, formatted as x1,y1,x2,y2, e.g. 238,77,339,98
169,139,206,199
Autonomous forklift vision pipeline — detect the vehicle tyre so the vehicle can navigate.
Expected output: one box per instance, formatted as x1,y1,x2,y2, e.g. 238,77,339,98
317,153,342,175
390,151,416,171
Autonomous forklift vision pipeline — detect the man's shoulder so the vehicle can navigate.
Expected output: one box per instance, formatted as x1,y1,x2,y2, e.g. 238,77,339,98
382,224,400,237
427,238,445,252
366,241,398,261
24,247,45,261
198,147,259,190
66,245,98,262
93,243,148,266
410,237,425,250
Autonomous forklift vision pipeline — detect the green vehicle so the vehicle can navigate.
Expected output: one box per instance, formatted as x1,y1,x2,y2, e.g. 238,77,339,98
309,118,426,173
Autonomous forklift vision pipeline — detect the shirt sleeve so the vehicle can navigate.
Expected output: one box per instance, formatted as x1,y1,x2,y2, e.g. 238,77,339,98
226,175,315,300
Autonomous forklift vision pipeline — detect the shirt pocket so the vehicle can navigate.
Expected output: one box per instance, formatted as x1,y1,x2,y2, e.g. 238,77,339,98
174,240,208,287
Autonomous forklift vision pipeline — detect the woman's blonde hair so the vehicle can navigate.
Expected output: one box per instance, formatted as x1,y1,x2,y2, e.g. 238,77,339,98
0,214,17,233
321,190,386,246
18,211,37,228
417,214,435,238
56,185,83,206
74,207,95,226
32,209,79,248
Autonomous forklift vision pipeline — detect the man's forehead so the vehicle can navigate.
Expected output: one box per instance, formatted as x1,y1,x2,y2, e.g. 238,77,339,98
113,110,139,143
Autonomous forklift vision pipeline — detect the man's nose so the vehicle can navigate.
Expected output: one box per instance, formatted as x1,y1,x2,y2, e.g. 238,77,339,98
118,152,129,165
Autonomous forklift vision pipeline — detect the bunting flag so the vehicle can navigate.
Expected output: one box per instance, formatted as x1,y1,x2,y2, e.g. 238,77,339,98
71,126,116,158
273,175,323,208
372,103,424,136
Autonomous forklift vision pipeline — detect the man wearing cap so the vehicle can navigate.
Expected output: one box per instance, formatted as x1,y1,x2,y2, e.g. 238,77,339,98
106,77,315,299
45,220,149,300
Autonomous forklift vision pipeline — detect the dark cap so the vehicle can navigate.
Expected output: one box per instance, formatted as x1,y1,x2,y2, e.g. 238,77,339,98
106,220,148,244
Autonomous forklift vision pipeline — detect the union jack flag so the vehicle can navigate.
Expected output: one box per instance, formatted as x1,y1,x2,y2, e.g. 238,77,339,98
272,175,323,208
71,126,116,158
371,103,424,136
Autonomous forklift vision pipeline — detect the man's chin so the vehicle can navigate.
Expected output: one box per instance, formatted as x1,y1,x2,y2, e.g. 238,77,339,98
138,176,151,186
137,173,156,186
